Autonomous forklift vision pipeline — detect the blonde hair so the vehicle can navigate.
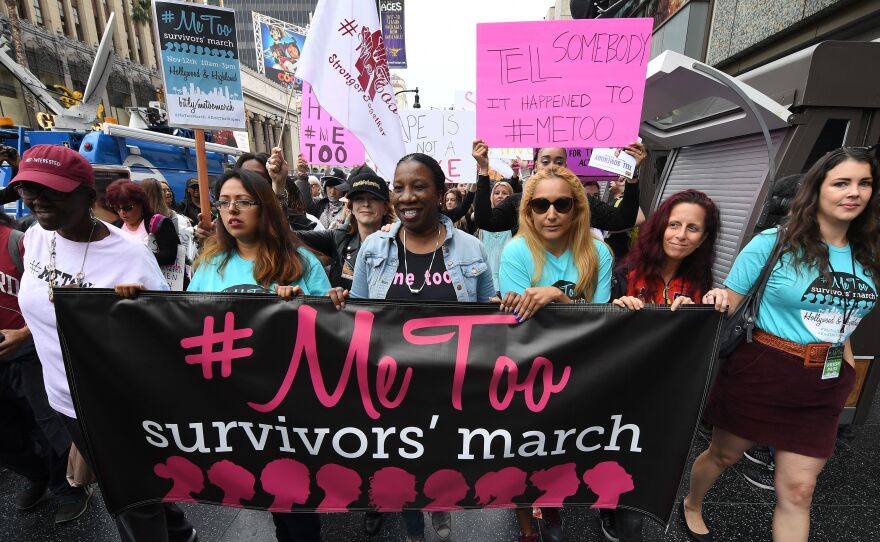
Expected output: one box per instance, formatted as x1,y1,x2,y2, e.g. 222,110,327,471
517,167,600,300
491,181,513,209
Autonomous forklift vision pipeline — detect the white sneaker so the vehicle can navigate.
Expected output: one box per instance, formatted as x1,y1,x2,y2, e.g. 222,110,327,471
431,511,452,540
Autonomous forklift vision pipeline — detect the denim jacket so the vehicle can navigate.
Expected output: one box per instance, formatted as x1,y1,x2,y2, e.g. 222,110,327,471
351,214,495,302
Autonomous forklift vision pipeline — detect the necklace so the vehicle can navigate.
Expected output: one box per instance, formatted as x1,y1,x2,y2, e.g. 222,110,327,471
402,225,442,295
47,220,98,302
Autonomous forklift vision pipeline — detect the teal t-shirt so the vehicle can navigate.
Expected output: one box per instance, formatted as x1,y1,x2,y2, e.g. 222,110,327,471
188,248,330,295
498,236,613,302
725,228,877,345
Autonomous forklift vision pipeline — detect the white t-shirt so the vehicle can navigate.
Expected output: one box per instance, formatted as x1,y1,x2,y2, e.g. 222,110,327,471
19,222,169,418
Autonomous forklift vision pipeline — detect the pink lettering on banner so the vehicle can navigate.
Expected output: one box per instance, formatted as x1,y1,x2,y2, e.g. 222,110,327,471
300,82,366,167
180,312,253,380
476,19,653,148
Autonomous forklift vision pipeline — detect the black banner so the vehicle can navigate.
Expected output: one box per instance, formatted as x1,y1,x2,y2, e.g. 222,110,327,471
55,291,721,523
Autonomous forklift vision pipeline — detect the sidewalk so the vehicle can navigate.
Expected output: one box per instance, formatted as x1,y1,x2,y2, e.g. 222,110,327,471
2,392,878,541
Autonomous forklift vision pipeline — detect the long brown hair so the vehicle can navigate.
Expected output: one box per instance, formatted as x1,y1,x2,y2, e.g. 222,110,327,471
780,147,880,287
517,167,601,299
195,169,307,288
141,178,171,218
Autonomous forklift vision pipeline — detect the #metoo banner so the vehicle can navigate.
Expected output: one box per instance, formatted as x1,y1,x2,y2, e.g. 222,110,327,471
300,82,366,167
153,0,245,130
55,291,721,524
476,18,652,148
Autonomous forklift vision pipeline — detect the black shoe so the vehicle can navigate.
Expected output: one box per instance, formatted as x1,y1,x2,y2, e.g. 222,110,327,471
743,445,773,467
54,486,92,524
15,480,48,511
183,528,198,542
679,500,713,542
741,460,775,491
364,511,383,536
598,509,619,542
430,511,452,540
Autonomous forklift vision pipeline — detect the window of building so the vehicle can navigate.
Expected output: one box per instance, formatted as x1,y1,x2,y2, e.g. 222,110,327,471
32,0,45,26
71,0,83,41
56,0,67,30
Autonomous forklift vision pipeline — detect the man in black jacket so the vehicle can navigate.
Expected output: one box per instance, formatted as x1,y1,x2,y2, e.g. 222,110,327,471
471,141,647,233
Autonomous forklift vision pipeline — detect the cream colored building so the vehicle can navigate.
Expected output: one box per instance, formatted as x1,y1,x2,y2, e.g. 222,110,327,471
1,1,298,156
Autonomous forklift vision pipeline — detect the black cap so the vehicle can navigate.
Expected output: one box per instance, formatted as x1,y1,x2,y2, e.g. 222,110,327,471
186,177,199,188
346,173,389,201
322,167,348,190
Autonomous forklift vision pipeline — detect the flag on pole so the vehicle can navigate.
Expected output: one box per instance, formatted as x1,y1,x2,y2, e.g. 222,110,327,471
296,0,406,178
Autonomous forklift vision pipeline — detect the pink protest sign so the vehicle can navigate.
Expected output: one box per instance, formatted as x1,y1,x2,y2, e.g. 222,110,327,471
567,148,616,177
299,82,365,167
476,18,652,148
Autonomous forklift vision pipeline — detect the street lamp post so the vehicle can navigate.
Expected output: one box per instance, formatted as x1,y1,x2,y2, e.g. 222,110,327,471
394,87,420,109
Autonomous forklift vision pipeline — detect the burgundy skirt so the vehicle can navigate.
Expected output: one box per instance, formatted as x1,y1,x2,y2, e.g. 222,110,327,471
703,338,856,459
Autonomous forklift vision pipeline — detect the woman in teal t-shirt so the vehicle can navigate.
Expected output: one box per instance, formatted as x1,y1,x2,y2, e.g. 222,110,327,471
682,148,879,542
497,166,612,542
187,169,330,296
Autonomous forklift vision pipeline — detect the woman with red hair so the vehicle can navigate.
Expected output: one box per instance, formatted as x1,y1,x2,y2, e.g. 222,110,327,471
105,179,179,267
605,189,719,542
612,189,720,310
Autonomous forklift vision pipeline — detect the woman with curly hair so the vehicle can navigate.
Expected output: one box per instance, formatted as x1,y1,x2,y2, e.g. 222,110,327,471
683,147,879,542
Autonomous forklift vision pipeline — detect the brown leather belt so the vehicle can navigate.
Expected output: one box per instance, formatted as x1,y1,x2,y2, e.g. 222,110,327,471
753,329,831,368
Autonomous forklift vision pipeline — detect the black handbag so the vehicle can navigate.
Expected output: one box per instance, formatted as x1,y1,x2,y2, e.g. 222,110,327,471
717,234,785,357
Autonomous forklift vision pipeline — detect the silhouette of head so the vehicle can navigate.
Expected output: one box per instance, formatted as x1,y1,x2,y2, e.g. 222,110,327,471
260,458,311,512
474,467,527,508
154,456,205,503
530,463,580,507
368,467,417,511
582,461,635,509
423,469,470,510
316,464,362,511
207,460,256,507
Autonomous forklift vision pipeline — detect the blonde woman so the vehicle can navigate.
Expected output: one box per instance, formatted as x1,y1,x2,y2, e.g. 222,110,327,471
477,180,514,295
497,166,613,541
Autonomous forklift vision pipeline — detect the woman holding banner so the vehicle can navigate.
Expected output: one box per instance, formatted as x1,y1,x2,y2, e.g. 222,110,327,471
606,189,720,542
9,145,196,542
472,141,646,235
497,166,613,542
329,152,501,542
684,147,879,542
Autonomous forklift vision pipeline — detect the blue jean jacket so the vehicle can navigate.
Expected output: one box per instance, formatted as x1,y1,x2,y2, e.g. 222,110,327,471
351,214,495,302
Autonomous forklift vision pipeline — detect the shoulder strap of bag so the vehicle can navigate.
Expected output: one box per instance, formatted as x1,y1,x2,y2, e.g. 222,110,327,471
148,214,164,235
7,228,24,275
741,230,786,342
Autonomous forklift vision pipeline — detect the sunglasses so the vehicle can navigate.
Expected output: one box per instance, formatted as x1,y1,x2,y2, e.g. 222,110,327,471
114,204,136,212
15,182,69,201
529,197,574,214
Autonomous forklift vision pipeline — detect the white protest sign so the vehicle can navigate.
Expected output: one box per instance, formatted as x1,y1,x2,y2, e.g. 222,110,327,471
399,110,477,183
588,146,637,179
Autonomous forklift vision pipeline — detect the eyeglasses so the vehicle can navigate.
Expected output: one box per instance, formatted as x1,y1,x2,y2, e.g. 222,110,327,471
529,197,574,214
15,183,68,201
114,204,136,212
215,199,260,211
161,187,173,194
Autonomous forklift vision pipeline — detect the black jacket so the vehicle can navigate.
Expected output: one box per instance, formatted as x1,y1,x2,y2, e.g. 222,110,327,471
473,174,640,233
113,212,179,266
297,227,360,290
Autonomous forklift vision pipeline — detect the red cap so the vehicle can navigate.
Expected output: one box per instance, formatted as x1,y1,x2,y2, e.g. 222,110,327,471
8,144,95,192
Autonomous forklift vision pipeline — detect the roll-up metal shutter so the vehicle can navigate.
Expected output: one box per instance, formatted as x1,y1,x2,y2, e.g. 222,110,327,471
656,131,784,285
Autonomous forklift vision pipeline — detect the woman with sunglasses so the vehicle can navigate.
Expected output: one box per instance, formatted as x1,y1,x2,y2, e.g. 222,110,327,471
9,145,195,541
472,141,646,234
329,153,498,542
683,148,878,542
498,166,613,542
105,179,179,267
